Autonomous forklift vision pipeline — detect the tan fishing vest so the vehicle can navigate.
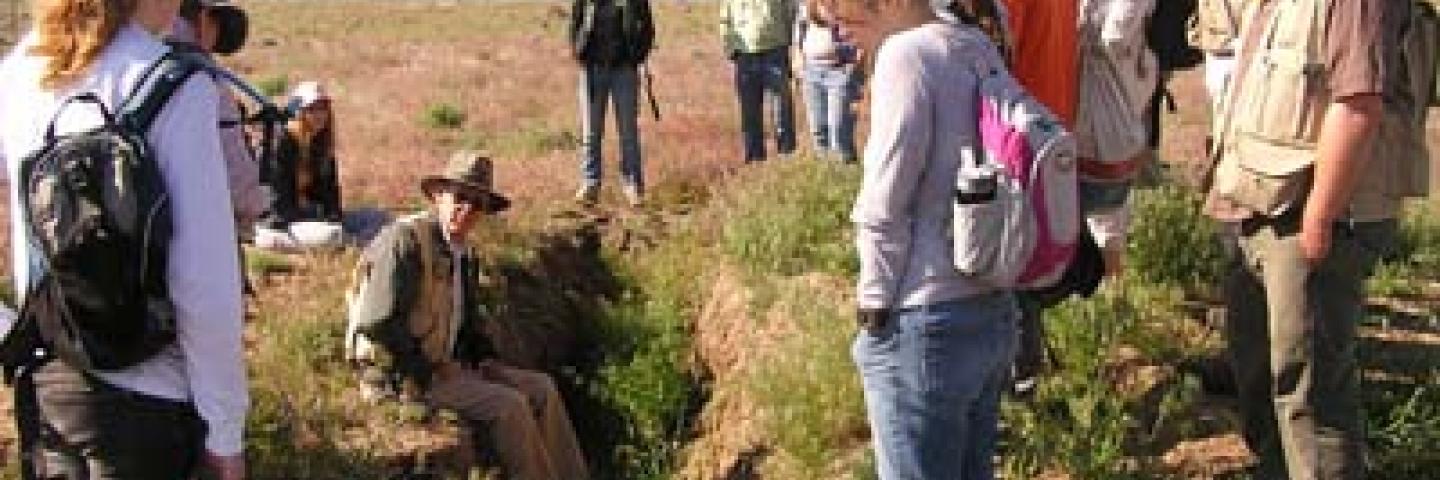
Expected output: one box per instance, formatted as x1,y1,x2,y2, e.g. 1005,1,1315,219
1211,0,1428,221
346,214,462,368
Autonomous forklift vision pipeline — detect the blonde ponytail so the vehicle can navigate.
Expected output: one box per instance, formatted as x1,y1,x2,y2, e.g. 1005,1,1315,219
28,0,138,90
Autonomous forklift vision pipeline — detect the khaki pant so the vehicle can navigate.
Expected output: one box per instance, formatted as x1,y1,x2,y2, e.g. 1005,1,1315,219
427,361,590,480
1224,217,1394,480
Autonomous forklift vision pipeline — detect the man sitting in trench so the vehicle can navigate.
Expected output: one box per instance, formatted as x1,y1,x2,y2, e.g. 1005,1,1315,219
345,151,589,480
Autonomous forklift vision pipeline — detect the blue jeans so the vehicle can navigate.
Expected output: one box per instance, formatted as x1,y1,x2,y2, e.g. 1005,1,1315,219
733,48,797,161
802,62,859,162
853,294,1018,480
579,65,643,189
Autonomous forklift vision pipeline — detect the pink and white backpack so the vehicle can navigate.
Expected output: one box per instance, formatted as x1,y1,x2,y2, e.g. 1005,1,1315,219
952,31,1081,290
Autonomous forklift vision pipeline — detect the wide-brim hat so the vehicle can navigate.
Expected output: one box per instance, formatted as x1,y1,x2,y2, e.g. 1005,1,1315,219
420,151,512,213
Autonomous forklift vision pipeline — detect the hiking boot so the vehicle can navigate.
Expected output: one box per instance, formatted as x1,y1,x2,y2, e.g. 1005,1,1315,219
575,184,599,206
622,184,644,207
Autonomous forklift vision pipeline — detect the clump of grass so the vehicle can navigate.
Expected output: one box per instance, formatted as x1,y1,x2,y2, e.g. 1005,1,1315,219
1366,378,1440,479
1370,201,1440,296
254,74,290,98
578,241,702,480
721,159,860,278
749,281,868,478
244,252,394,479
1001,276,1208,478
481,122,580,157
709,160,869,476
1126,185,1227,295
422,102,467,130
245,248,297,275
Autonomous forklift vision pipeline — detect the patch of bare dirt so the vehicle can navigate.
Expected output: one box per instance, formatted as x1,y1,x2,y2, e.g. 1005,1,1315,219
679,268,774,480
1161,434,1254,479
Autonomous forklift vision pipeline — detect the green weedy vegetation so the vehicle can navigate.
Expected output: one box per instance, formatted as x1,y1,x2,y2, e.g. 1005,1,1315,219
1,154,1433,479
999,276,1210,478
579,159,862,479
719,160,870,477
720,160,861,279
579,245,704,479
695,165,1440,478
1368,202,1440,297
421,102,467,130
1360,201,1440,478
254,74,290,99
1126,185,1227,294
748,280,869,478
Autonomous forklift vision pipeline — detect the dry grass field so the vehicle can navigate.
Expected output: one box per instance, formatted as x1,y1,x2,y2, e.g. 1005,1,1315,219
1,0,24,47
0,1,1437,479
225,0,743,213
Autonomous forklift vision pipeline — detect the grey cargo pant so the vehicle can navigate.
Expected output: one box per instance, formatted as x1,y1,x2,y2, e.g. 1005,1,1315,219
1224,215,1395,480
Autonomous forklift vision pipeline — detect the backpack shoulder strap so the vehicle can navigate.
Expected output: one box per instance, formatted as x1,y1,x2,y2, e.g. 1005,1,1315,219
118,48,209,134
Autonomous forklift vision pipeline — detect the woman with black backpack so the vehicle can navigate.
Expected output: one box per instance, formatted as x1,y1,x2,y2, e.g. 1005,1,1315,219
0,0,248,477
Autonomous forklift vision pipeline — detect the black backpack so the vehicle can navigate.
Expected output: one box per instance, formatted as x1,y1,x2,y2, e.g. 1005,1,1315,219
1148,0,1204,72
0,50,205,373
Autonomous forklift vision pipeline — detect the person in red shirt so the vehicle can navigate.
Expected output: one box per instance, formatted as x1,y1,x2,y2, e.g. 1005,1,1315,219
1001,0,1079,127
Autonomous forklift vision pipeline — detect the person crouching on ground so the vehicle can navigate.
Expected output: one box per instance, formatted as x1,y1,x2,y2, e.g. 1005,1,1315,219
834,0,1018,476
345,152,589,480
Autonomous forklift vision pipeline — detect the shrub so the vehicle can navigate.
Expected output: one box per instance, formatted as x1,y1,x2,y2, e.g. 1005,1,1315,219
1368,201,1440,297
576,242,702,480
721,159,860,278
1126,185,1227,294
485,122,580,156
421,102,466,130
1001,277,1207,478
1392,201,1440,274
750,281,868,478
255,74,290,98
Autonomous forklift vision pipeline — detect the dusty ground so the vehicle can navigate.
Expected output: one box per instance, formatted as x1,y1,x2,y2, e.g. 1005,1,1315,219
0,1,22,46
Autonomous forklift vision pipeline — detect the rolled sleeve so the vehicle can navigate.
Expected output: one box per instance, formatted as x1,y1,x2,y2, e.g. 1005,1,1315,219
851,46,932,309
1324,0,1386,100
151,76,248,456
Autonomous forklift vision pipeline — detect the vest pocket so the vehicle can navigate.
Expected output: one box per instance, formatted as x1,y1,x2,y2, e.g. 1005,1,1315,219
1238,51,1327,145
1213,134,1314,216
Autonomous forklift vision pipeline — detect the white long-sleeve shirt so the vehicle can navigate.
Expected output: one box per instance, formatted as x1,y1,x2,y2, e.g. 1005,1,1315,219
0,23,248,456
1075,0,1158,163
852,22,998,309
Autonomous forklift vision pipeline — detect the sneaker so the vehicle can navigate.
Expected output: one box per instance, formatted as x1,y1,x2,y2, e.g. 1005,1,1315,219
622,184,644,207
575,184,599,206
